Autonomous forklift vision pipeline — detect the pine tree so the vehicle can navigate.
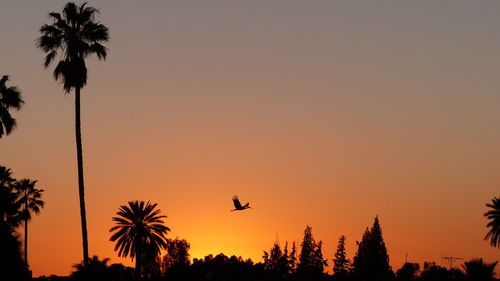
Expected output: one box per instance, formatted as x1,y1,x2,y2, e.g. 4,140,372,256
298,226,315,271
353,216,393,281
289,241,297,274
263,242,295,279
313,240,327,273
279,242,291,277
333,235,351,277
297,226,326,279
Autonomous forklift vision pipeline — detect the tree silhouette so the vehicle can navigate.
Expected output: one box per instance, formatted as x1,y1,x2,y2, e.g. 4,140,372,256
289,241,297,274
163,238,190,269
0,166,15,187
484,197,500,248
0,75,24,138
109,201,170,277
263,241,296,279
0,166,28,281
70,255,135,281
297,225,327,279
162,238,191,279
459,258,497,281
190,253,262,281
37,2,109,265
13,179,44,267
70,256,110,281
396,263,420,281
0,223,29,281
353,216,393,281
0,166,21,227
333,235,351,278
419,262,454,281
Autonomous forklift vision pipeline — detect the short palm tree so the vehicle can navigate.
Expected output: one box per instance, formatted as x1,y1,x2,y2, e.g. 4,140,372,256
71,255,110,281
110,201,170,277
484,197,500,248
37,2,109,265
14,179,44,267
460,258,497,281
0,75,24,138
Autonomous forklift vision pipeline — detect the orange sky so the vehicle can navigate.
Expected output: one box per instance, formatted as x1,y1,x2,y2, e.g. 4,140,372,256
1,0,499,277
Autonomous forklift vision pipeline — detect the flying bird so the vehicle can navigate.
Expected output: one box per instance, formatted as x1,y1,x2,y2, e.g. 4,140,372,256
231,195,251,211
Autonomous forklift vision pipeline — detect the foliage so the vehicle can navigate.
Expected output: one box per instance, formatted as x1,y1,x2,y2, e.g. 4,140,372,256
14,179,44,222
0,75,24,138
333,235,351,277
396,263,420,281
419,262,455,281
70,256,110,281
459,258,497,281
297,225,328,280
0,223,29,281
0,166,42,279
189,253,263,281
109,200,170,277
0,166,21,227
37,2,109,92
37,1,110,265
162,238,191,278
484,197,500,248
352,216,393,281
14,178,44,266
70,256,134,281
263,241,297,279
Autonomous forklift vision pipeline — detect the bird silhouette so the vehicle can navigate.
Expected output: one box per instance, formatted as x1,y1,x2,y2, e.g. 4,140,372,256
231,195,251,211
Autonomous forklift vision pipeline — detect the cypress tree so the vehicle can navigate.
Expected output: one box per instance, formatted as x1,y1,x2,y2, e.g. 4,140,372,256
353,216,393,281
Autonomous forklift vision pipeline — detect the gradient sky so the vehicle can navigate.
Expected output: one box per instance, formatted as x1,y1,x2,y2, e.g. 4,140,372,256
1,0,499,277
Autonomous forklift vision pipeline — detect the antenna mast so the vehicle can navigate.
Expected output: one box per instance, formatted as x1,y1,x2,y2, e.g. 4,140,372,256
441,256,463,268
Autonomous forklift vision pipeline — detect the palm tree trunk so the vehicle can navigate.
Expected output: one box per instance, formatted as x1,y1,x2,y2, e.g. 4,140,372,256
135,254,142,278
75,87,89,265
24,218,28,266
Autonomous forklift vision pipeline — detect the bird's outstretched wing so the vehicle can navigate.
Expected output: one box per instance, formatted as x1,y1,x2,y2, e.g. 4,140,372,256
232,195,242,209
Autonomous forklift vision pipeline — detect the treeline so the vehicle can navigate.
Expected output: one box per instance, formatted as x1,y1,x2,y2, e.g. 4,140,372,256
0,165,44,281
35,216,498,281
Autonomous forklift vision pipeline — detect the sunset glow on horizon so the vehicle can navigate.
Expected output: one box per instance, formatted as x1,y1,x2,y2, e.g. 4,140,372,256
1,0,499,277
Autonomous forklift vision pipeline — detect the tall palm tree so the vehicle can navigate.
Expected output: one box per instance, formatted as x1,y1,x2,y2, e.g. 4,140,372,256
14,179,44,267
37,2,109,265
484,197,500,248
0,75,24,138
109,201,170,277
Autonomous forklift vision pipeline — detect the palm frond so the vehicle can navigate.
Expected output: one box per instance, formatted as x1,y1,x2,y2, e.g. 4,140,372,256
1,87,24,110
37,2,109,92
0,107,16,136
109,200,169,268
63,2,79,23
484,197,500,247
48,12,62,21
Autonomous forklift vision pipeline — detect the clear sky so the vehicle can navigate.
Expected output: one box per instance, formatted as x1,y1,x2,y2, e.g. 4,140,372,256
1,0,499,277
